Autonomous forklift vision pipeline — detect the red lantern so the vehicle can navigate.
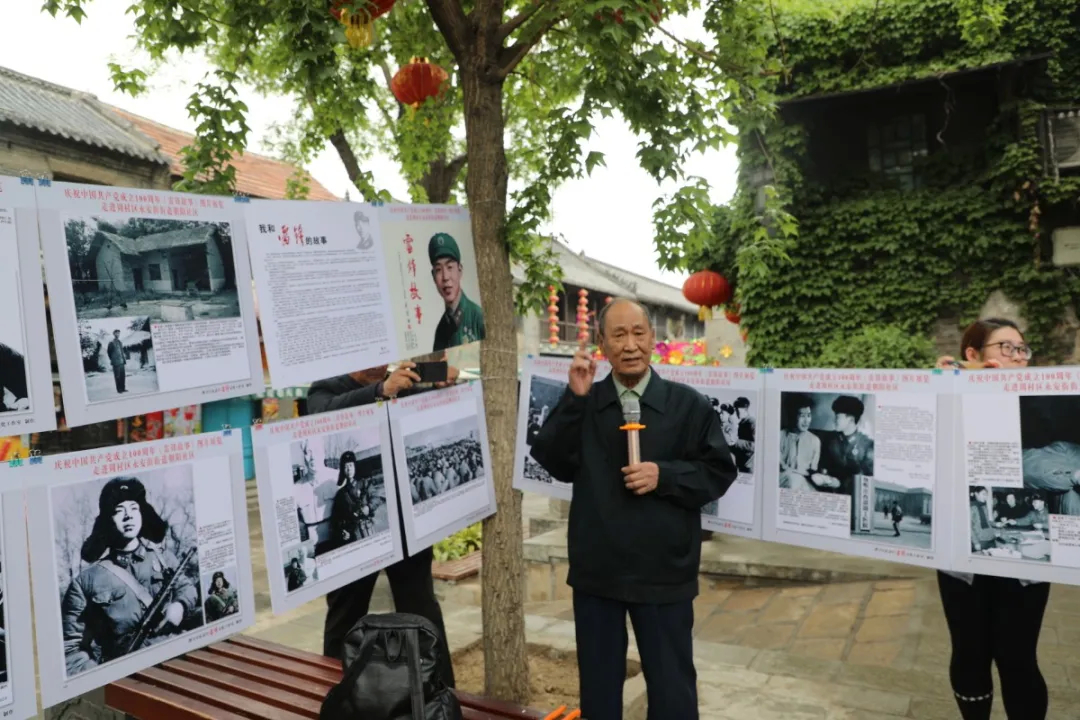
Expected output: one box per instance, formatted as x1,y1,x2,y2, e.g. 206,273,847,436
682,270,731,321
391,57,450,109
330,0,396,48
724,303,741,325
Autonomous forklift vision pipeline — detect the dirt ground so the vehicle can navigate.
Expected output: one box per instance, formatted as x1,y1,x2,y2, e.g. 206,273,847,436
454,643,641,715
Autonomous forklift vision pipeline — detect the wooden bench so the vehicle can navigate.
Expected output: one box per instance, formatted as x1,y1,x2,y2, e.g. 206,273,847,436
105,635,548,720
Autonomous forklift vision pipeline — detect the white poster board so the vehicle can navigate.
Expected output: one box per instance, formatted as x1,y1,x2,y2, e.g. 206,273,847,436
379,204,484,357
657,365,765,539
14,431,254,706
388,382,496,554
512,355,608,502
0,177,55,435
762,369,953,569
952,366,1080,584
253,407,403,613
35,182,263,427
0,491,39,720
244,200,400,388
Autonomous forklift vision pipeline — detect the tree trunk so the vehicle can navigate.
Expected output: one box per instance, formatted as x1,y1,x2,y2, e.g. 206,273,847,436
420,154,468,204
460,64,529,703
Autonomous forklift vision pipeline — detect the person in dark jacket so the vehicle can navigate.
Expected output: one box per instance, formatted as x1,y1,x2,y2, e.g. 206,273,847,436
307,358,458,689
530,298,736,720
0,343,28,413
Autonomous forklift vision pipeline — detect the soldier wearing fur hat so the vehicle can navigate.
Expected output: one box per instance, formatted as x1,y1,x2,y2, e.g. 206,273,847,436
61,477,198,676
428,232,485,351
204,571,238,622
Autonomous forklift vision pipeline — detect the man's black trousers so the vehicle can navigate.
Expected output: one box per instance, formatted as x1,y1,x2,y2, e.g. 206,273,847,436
322,546,456,688
574,590,697,720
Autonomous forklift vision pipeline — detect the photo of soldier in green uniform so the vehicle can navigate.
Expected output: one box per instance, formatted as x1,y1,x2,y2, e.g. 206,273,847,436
428,232,485,352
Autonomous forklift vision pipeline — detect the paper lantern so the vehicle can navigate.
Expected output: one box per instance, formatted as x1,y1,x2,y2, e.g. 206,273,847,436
682,270,731,320
391,57,450,109
330,0,397,48
724,303,741,325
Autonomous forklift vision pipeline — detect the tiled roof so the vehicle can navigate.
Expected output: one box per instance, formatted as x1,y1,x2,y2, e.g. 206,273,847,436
97,226,212,256
0,66,169,165
112,108,339,201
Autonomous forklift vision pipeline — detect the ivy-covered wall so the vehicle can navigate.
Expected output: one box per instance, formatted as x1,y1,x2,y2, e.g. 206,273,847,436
698,0,1080,368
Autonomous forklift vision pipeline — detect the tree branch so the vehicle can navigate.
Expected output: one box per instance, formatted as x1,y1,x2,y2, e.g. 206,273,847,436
654,24,750,76
447,153,468,179
497,13,566,79
425,0,471,63
329,129,364,186
498,0,557,43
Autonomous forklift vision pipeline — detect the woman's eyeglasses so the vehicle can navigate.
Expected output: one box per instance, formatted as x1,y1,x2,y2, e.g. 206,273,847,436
984,341,1034,359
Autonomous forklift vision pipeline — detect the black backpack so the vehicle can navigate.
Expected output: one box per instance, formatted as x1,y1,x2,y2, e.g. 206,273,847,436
320,613,463,720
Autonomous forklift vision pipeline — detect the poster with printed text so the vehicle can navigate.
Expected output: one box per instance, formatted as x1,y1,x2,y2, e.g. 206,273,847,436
658,365,765,539
253,406,403,613
0,492,41,719
35,181,263,428
0,177,55,436
245,200,400,387
11,431,254,707
379,205,484,358
953,366,1080,584
389,382,496,554
513,355,609,502
762,369,954,570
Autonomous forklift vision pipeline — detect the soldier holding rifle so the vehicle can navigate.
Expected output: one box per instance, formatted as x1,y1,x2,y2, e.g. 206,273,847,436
61,477,198,676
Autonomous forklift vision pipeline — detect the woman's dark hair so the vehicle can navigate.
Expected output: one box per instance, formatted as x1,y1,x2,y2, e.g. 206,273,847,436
337,450,358,487
960,318,1023,360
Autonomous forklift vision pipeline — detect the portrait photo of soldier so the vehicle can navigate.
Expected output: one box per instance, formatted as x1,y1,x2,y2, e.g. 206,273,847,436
52,470,203,678
428,232,485,352
202,570,240,623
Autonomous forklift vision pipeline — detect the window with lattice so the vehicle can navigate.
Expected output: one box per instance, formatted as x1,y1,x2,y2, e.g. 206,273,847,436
867,115,928,189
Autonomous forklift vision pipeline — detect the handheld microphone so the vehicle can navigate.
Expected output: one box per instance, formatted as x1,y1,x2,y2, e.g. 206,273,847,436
620,396,646,465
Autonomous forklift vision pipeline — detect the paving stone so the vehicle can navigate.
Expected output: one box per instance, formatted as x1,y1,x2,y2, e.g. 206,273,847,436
837,663,951,700
724,587,777,612
698,610,752,643
698,684,827,720
696,665,773,690
798,603,860,639
846,641,904,667
751,650,841,681
790,638,848,661
779,585,824,598
766,675,910,716
759,595,815,624
854,615,911,643
863,589,916,617
819,582,872,605
695,639,761,668
742,623,797,649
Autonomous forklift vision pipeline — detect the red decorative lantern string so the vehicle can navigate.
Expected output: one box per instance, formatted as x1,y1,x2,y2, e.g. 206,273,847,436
682,270,731,321
577,288,590,343
330,0,397,48
548,285,560,347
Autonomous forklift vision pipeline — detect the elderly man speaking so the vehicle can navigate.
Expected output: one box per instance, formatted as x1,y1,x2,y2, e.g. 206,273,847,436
530,298,736,720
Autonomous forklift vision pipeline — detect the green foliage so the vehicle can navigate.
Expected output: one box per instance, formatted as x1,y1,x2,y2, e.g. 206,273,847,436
688,0,1080,368
817,325,938,369
432,522,482,562
174,70,250,196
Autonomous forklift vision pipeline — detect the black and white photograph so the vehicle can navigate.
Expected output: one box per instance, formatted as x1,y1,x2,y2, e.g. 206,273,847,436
79,316,158,403
522,375,566,485
865,477,933,550
1019,395,1080,516
778,392,875,496
969,485,1051,563
403,417,486,507
201,567,240,623
291,430,390,558
282,545,317,593
0,556,7,690
50,467,205,678
65,216,241,324
0,273,30,415
703,391,756,474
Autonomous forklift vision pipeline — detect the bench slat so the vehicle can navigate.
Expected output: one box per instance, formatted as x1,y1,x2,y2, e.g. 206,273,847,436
456,690,548,719
133,666,310,720
205,643,342,684
105,677,252,720
183,649,334,701
162,658,323,718
226,636,342,672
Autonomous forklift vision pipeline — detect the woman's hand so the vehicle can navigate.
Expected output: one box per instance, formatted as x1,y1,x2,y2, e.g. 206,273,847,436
936,355,958,370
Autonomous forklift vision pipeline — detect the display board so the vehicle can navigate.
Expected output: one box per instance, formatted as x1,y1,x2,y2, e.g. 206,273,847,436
951,366,1080,584
388,382,496,554
36,181,263,427
0,177,55,435
16,431,254,706
0,492,40,719
253,407,403,613
244,200,400,387
762,369,954,569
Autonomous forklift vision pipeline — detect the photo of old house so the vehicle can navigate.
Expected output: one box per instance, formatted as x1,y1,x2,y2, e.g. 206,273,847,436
65,216,241,323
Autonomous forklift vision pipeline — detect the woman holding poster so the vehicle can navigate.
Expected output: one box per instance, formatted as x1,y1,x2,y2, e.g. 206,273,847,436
936,318,1050,720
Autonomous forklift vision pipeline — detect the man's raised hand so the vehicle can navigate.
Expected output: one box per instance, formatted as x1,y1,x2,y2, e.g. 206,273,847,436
568,339,597,397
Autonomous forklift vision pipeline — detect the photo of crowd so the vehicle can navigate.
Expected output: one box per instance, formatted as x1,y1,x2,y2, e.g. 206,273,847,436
704,392,755,474
969,486,1051,563
403,418,485,506
522,375,566,485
